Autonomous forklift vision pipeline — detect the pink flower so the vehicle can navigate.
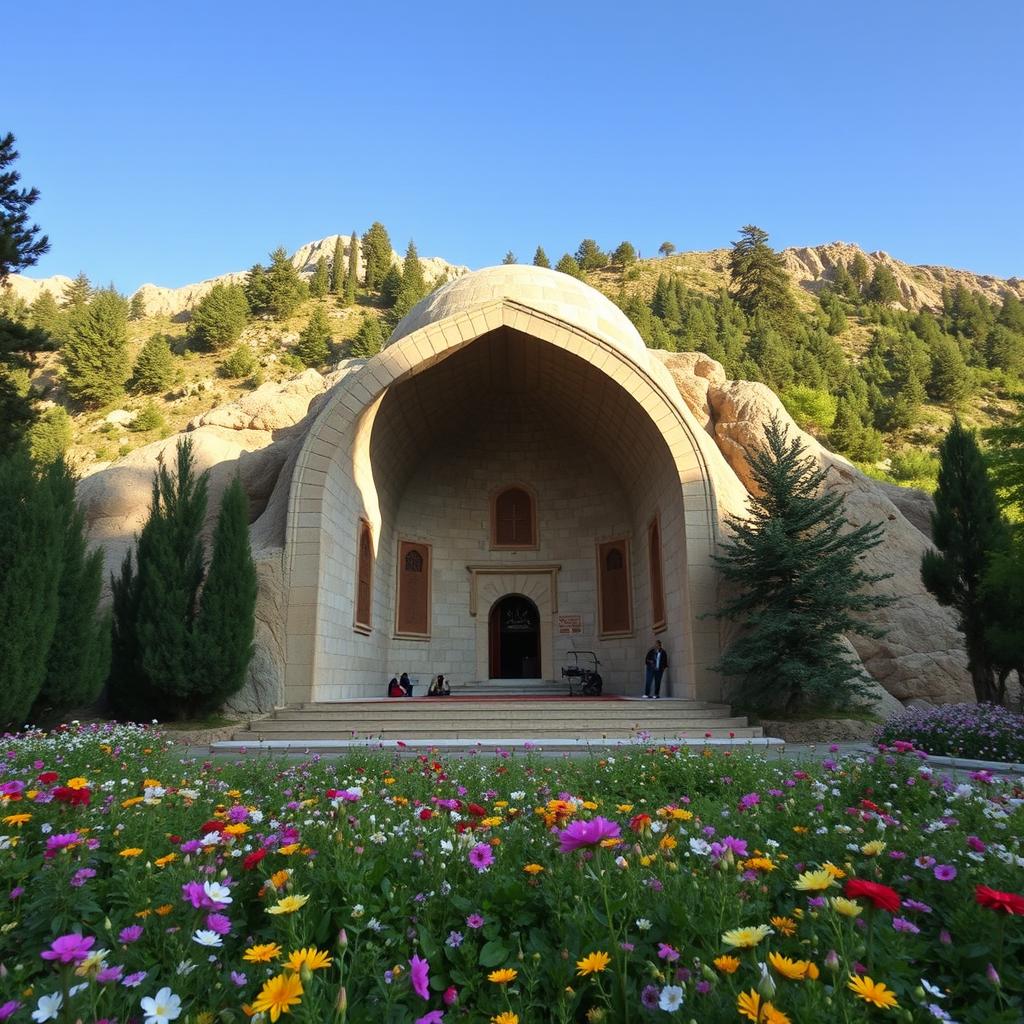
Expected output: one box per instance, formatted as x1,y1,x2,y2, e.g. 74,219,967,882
468,843,494,872
206,913,232,935
934,864,957,882
415,1012,445,1024
443,986,458,1006
557,816,622,852
410,954,430,1000
0,1000,22,1021
657,943,680,962
41,933,95,964
118,925,144,944
967,835,987,854
466,914,484,929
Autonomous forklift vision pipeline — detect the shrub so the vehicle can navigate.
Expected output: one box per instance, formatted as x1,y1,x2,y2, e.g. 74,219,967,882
889,450,940,486
190,283,250,350
877,702,1024,762
132,334,176,393
28,406,72,465
221,345,258,379
780,385,838,432
130,402,165,433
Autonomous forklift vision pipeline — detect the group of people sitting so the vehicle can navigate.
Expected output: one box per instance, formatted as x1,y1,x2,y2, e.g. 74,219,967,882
386,672,451,698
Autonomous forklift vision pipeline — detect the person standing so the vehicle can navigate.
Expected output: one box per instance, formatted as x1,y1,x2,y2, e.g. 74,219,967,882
643,640,668,699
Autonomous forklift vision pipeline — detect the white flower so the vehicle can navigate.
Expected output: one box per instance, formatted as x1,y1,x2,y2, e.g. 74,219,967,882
32,993,63,1022
367,917,383,932
635,918,652,931
175,960,197,976
658,984,685,1011
141,986,182,1024
203,881,232,905
192,929,223,947
510,791,525,801
439,839,454,854
351,904,365,919
921,978,945,999
689,838,711,856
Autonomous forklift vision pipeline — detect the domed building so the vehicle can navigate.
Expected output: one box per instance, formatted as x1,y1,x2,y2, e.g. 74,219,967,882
282,265,731,702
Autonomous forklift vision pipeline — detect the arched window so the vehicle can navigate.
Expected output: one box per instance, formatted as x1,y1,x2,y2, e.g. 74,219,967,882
648,516,666,630
491,486,537,548
396,540,431,638
354,521,373,631
597,538,632,636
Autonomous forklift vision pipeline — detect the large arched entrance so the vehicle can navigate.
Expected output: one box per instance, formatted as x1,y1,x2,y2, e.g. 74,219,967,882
489,595,541,679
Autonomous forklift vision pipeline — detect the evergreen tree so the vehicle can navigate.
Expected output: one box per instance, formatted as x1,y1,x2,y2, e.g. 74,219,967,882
985,404,1024,520
221,345,258,379
921,421,1008,703
29,289,64,342
984,324,1024,375
502,250,517,265
713,417,893,715
981,540,1024,704
998,293,1024,334
32,459,109,723
532,246,550,269
728,225,797,330
62,289,131,406
0,448,62,728
611,241,637,267
866,265,901,305
361,222,393,292
62,272,92,310
929,335,972,403
129,292,147,320
310,256,329,298
575,239,608,271
189,283,249,350
265,246,307,318
349,314,385,358
658,242,676,258
244,262,270,314
849,252,870,292
132,333,176,392
379,264,402,308
344,230,359,306
28,406,72,464
391,240,428,319
296,305,332,366
331,235,345,295
831,263,857,301
189,476,257,714
555,253,583,279
0,133,50,277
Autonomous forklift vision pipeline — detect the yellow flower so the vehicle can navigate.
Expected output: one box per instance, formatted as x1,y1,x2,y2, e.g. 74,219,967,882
488,968,518,984
768,951,818,982
491,1013,519,1024
523,863,545,875
576,951,611,976
764,1006,792,1024
616,804,634,813
744,857,777,873
268,869,291,889
119,848,143,858
226,789,241,798
737,990,763,1022
822,861,846,879
670,808,694,821
792,825,809,834
581,801,598,810
252,971,303,1022
143,779,162,788
244,943,282,963
277,843,300,856
154,904,173,916
659,834,677,851
847,974,898,1009
714,955,740,974
267,894,310,915
154,853,177,867
481,816,503,827
793,869,836,892
224,823,250,836
861,840,887,857
121,797,143,808
721,924,773,948
2,813,31,826
66,777,89,790
639,854,657,867
770,915,797,937
493,800,508,808
830,897,863,918
284,947,332,973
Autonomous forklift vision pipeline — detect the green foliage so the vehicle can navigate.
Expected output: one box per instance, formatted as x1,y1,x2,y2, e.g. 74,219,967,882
344,230,359,306
264,247,307,319
921,420,1008,702
28,406,72,465
502,250,517,265
727,225,797,330
310,256,329,299
888,449,939,485
61,289,131,406
391,240,428,320
29,289,64,343
130,401,165,433
331,235,345,295
132,333,176,393
379,265,402,308
129,292,147,321
713,417,893,715
62,272,92,310
929,334,972,403
349,314,385,358
575,239,607,271
295,305,332,367
849,253,869,290
611,241,636,267
189,476,257,714
779,385,837,432
658,241,676,257
221,344,258,379
829,398,883,461
243,263,269,314
189,283,249,350
361,221,393,292
981,539,1024,697
0,448,62,728
985,403,1024,521
554,253,583,279
0,132,50,278
532,246,550,269
866,265,901,305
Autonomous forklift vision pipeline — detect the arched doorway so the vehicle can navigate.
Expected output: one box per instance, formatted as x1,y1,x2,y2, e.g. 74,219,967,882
489,595,541,679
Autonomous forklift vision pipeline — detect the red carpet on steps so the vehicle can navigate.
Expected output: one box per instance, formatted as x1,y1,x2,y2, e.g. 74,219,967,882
407,695,628,702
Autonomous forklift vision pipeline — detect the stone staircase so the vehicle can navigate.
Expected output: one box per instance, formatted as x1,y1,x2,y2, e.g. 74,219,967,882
213,693,781,754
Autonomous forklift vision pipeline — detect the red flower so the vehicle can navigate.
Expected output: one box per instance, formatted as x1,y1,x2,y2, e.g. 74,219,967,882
38,771,59,785
467,803,487,817
53,786,91,806
629,813,652,833
419,809,434,820
975,885,1024,915
243,848,268,871
845,878,901,913
199,820,223,835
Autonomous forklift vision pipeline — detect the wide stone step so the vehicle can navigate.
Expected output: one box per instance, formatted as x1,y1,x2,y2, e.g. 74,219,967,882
275,709,739,724
296,699,729,713
249,715,749,730
236,722,759,738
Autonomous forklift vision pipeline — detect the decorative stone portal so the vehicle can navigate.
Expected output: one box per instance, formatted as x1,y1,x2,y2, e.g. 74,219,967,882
489,595,541,678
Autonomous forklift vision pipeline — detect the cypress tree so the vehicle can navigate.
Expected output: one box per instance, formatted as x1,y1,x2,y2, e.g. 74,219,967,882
391,240,428,320
132,333,176,392
713,416,893,715
344,230,359,306
331,235,345,295
190,476,257,714
361,222,393,292
296,305,332,366
32,459,109,723
62,289,131,406
190,283,250,350
310,256,329,298
108,547,142,718
533,246,550,269
0,448,63,728
349,315,385,358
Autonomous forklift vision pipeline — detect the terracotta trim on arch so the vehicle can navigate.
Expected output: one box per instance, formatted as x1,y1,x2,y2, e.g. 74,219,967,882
395,538,432,640
489,483,539,550
596,536,633,638
648,513,667,632
354,519,373,634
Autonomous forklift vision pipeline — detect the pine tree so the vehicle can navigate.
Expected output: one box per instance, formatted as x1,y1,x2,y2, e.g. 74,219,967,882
296,305,332,366
981,540,1024,704
611,241,637,267
391,240,428,320
0,448,63,728
929,335,972,404
984,404,1024,520
349,315,385,358
0,133,50,277
310,256,329,298
849,253,870,292
921,421,1008,703
713,417,893,714
62,272,92,310
831,263,856,301
189,283,250,350
532,246,550,269
331,235,345,295
658,242,676,258
129,292,147,320
29,289,64,341
866,265,901,305
380,265,402,308
244,263,270,314
189,476,257,714
555,253,583,279
31,459,109,723
344,230,359,306
62,289,131,406
132,333,176,392
502,250,517,265
265,246,307,319
575,239,607,271
361,222,393,292
728,225,797,330
28,406,72,464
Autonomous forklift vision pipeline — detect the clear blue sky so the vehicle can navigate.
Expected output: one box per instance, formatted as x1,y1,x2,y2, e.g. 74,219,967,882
9,0,1023,291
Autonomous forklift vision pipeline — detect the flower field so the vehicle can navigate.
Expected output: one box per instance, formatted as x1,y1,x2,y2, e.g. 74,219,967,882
0,725,1022,1024
876,704,1024,765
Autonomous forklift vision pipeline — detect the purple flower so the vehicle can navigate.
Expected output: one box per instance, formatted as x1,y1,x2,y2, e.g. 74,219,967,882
893,917,920,934
738,792,760,811
695,980,711,995
206,913,232,935
181,881,208,908
934,864,957,882
903,899,932,914
231,971,247,987
0,781,24,796
119,925,143,944
466,914,484,929
557,816,621,852
468,843,494,872
9,887,24,901
446,931,463,948
641,984,660,1010
96,965,124,984
180,840,203,854
0,1000,22,1021
44,832,80,856
70,867,96,888
415,1012,445,1024
657,943,680,962
122,970,147,988
41,933,95,964
410,954,430,1000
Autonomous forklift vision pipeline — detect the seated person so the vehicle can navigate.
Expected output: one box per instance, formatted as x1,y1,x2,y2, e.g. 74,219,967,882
387,677,403,698
399,672,414,697
428,674,451,697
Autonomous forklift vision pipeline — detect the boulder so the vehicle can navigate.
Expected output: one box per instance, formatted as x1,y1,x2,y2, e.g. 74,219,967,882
104,409,137,427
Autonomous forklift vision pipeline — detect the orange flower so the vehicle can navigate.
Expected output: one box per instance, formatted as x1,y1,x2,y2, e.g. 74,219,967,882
714,955,740,974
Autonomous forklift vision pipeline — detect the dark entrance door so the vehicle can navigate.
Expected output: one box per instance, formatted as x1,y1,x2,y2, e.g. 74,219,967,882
488,595,541,678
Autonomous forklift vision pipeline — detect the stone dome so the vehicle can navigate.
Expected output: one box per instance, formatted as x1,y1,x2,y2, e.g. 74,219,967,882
386,264,649,363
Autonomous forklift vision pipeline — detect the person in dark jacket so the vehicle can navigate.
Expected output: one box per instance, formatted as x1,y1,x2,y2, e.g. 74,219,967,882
399,672,414,697
643,640,668,699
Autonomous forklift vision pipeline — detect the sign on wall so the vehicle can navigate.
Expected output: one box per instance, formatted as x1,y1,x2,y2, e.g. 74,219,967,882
557,614,583,635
